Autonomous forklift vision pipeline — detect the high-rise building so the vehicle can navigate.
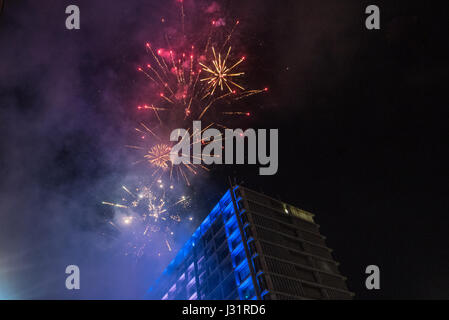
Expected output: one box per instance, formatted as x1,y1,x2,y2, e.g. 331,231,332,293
145,185,353,300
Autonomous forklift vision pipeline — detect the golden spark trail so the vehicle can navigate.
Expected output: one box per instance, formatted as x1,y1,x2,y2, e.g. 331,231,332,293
102,202,128,209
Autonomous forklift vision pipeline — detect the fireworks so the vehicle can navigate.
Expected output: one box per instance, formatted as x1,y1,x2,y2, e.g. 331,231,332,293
126,123,209,186
99,1,270,261
200,46,245,97
130,3,267,186
102,182,191,258
139,35,265,122
145,144,172,170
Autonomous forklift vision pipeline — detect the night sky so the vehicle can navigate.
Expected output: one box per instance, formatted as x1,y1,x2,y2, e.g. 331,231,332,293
0,0,448,299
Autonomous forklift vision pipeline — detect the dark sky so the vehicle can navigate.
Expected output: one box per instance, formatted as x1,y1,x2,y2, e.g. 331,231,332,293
0,0,448,299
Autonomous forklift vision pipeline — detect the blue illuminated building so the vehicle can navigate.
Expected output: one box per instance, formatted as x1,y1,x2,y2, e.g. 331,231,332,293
145,186,353,300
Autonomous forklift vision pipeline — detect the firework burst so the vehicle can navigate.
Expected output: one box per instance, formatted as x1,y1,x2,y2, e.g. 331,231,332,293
200,46,245,97
125,123,209,186
102,182,192,258
145,144,172,170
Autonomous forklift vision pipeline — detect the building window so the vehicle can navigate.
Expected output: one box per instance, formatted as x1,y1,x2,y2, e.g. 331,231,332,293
257,274,268,292
248,240,257,257
230,236,242,252
239,280,255,300
241,212,250,226
236,263,251,283
244,225,254,240
237,200,245,211
188,292,198,300
222,260,234,276
198,272,207,286
187,264,195,281
262,292,271,300
252,256,262,274
197,256,206,272
222,275,236,297
302,284,322,299
217,246,229,262
208,271,220,293
214,230,227,247
233,247,246,267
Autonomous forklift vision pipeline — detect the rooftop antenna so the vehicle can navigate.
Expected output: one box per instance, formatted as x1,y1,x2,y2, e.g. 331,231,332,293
227,176,234,189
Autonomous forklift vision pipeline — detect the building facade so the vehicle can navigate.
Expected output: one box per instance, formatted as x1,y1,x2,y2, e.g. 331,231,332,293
145,185,353,300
